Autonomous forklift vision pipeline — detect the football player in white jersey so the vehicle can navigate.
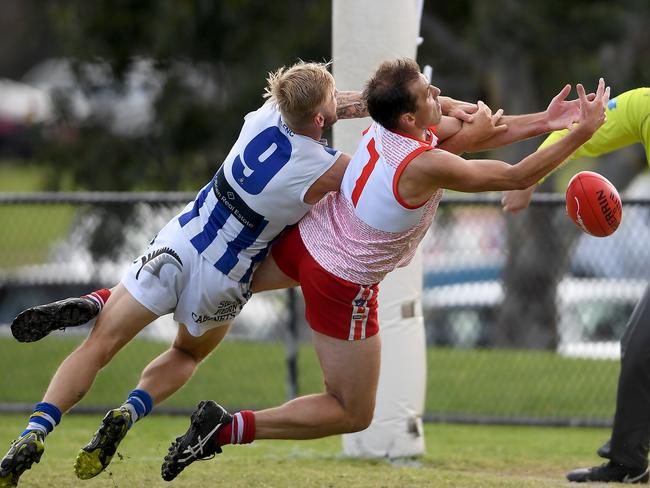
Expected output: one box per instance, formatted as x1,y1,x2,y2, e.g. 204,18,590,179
1,60,483,487
160,58,609,481
0,61,358,487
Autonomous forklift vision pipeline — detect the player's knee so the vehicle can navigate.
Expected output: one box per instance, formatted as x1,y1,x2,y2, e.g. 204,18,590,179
171,343,206,364
345,406,374,433
339,396,375,432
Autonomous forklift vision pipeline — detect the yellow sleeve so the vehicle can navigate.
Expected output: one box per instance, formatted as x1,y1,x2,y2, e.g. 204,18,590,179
538,129,571,151
536,129,574,184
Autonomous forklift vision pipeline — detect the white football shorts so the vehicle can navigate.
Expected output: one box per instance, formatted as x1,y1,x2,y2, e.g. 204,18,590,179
121,218,251,337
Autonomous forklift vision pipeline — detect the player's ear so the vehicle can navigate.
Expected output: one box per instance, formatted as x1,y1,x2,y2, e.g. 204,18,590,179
400,112,416,128
315,112,325,128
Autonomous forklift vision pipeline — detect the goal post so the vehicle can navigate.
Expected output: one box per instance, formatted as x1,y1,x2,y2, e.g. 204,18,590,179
333,0,427,458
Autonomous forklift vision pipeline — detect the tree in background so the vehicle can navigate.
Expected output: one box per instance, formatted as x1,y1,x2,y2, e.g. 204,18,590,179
9,1,332,260
35,0,331,192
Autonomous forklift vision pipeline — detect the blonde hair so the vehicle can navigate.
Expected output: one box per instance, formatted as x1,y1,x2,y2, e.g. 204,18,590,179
264,61,334,129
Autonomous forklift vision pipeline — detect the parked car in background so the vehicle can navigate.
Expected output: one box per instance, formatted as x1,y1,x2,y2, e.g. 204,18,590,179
422,277,645,358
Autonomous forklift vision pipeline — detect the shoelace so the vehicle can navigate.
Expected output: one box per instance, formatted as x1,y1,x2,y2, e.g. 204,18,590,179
178,424,222,463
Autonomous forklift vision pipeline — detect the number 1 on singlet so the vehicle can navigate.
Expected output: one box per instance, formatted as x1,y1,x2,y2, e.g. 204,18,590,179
351,138,379,207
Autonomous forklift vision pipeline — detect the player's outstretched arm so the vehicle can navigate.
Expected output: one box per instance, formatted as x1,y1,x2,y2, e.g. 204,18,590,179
439,96,478,122
460,83,605,153
500,82,611,214
414,80,608,194
437,101,507,154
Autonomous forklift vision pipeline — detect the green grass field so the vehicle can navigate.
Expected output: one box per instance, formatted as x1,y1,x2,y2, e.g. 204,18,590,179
0,337,619,420
0,413,610,487
0,163,76,268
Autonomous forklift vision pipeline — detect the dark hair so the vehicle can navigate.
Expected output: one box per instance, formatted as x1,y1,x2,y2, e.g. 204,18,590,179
362,58,422,130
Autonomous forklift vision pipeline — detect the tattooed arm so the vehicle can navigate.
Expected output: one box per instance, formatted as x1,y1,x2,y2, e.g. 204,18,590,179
336,91,369,119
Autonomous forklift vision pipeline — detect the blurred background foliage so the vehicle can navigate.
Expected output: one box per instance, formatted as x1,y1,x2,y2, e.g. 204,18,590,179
1,0,647,192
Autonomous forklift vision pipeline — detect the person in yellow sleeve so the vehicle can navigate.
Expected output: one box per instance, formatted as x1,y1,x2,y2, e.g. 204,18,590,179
502,87,650,213
503,87,650,484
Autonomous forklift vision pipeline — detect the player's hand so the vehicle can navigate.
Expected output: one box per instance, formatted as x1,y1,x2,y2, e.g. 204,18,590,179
440,96,479,122
459,100,508,142
574,78,610,136
545,84,601,131
501,186,536,214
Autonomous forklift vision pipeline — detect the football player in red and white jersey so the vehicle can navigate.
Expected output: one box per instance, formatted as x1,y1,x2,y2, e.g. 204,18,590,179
161,58,609,481
1,59,484,486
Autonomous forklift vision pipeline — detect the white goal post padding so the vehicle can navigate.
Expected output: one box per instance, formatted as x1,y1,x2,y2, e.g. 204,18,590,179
333,0,427,458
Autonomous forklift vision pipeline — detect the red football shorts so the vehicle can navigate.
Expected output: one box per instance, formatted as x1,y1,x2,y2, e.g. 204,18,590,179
271,225,379,341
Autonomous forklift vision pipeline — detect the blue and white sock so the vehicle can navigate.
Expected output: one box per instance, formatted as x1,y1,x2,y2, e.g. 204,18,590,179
21,402,62,438
121,389,153,426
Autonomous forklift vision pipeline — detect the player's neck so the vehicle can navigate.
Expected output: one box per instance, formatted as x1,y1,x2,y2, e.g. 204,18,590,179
292,124,323,142
396,124,428,142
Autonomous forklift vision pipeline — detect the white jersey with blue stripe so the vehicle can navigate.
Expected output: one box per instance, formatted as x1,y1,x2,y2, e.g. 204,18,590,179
178,102,342,283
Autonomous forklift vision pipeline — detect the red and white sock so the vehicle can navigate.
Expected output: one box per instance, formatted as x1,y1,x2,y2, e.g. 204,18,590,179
82,288,111,310
217,410,256,446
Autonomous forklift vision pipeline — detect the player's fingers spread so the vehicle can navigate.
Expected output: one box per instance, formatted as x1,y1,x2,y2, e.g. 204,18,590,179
490,111,504,125
576,83,586,102
556,84,571,101
453,110,472,123
596,77,605,97
592,78,604,103
586,93,596,101
603,86,611,107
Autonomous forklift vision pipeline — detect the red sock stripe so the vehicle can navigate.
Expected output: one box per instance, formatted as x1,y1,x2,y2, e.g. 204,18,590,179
239,410,255,444
83,288,111,308
216,410,255,446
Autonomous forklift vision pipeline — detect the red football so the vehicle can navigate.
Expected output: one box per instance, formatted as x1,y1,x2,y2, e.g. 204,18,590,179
565,171,622,237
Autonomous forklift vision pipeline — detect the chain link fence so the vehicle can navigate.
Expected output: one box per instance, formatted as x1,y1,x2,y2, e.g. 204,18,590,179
0,192,648,425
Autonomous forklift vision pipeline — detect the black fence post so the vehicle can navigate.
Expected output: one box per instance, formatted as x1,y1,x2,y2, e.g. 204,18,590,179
285,287,299,400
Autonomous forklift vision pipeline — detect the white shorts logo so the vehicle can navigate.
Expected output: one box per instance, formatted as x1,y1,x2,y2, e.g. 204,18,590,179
191,298,245,324
135,247,183,280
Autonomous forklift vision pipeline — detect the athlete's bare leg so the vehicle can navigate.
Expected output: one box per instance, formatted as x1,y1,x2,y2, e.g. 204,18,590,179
254,330,381,439
136,323,231,403
42,283,158,412
250,254,298,293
